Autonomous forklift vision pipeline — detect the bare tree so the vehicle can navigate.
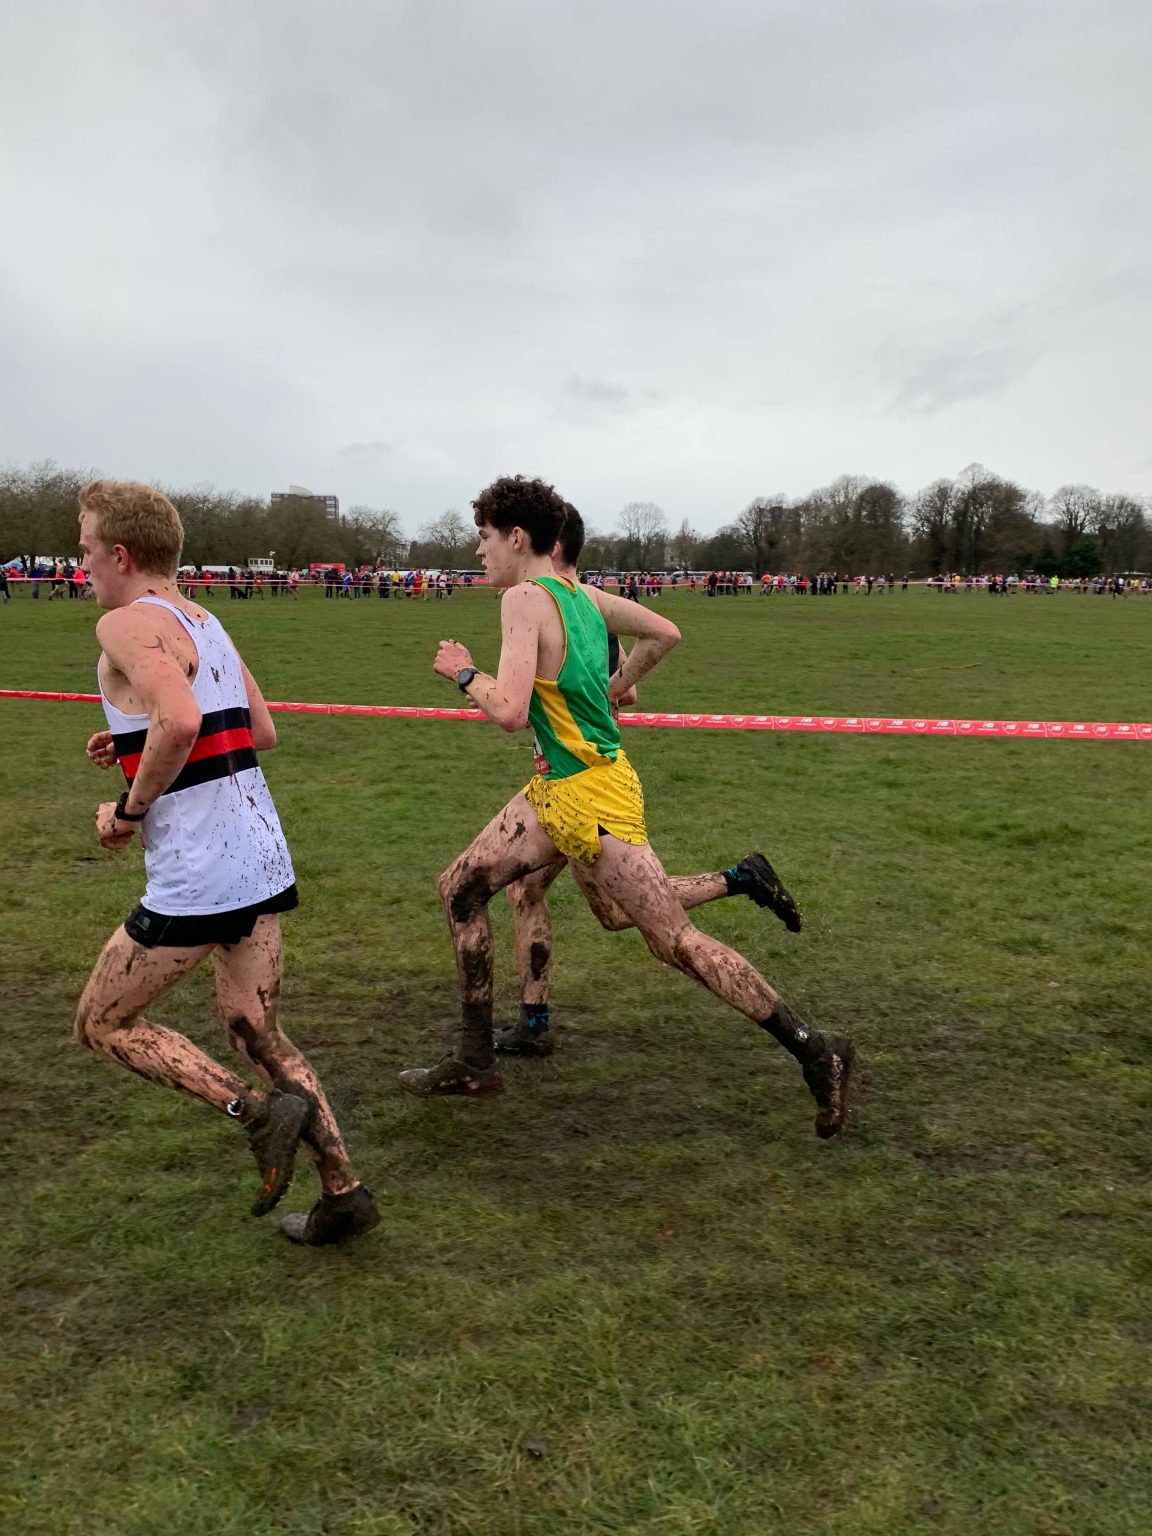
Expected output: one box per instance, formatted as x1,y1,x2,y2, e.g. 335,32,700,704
1091,493,1148,571
343,505,406,567
580,526,619,571
950,464,1002,574
670,516,699,571
617,501,667,567
1048,484,1101,552
909,479,955,573
416,508,471,566
736,497,795,573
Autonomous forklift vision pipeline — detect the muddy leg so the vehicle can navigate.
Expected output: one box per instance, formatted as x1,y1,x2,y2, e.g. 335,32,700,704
582,869,728,932
74,927,246,1109
573,836,854,1135
507,858,563,1005
501,857,565,1052
213,917,358,1196
571,841,784,1022
437,793,563,1069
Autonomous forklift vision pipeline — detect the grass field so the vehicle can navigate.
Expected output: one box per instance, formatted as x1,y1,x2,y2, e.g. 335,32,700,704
2,587,1151,1536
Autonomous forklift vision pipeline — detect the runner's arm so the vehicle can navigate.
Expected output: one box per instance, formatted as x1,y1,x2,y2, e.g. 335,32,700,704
588,587,679,699
432,583,543,733
235,653,278,750
96,610,202,815
608,635,638,708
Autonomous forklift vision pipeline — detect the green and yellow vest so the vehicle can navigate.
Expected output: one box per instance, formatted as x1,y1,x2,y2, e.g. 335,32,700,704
528,577,621,781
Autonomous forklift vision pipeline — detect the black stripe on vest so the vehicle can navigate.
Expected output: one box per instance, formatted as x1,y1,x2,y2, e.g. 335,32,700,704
111,705,251,760
163,747,260,794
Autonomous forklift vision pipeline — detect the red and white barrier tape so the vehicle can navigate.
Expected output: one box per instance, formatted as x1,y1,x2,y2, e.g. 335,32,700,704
1,690,1149,739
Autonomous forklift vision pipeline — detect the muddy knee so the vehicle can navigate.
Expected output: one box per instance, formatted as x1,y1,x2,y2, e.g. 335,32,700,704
649,924,695,970
581,889,631,933
594,906,632,933
441,862,493,924
73,999,130,1053
226,1011,289,1069
73,999,97,1050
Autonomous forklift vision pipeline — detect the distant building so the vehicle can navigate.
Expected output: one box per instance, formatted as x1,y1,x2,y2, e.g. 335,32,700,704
271,484,340,521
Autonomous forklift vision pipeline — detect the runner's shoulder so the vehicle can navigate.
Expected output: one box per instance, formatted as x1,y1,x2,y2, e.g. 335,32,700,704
96,600,191,654
501,580,553,614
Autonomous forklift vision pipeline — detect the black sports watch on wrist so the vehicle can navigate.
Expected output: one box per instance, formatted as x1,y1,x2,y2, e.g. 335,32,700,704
114,790,147,823
456,666,478,693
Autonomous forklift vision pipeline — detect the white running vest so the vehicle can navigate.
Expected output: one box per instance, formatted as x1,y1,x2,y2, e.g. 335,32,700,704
99,596,295,915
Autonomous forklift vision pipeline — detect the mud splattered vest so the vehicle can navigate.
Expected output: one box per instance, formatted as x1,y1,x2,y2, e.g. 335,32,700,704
99,596,294,915
527,577,621,781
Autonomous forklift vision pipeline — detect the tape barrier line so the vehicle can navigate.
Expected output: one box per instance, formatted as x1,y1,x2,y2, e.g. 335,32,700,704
2,689,1150,740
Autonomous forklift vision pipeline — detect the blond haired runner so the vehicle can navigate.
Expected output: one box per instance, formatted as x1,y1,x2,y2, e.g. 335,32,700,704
75,480,377,1245
399,475,855,1138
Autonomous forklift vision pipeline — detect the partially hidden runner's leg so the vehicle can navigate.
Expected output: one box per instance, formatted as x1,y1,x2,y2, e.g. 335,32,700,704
571,837,854,1137
212,916,379,1245
399,793,561,1096
75,927,311,1213
499,858,564,1055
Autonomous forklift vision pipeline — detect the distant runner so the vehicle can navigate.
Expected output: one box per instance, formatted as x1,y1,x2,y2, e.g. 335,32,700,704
75,479,378,1245
399,475,854,1137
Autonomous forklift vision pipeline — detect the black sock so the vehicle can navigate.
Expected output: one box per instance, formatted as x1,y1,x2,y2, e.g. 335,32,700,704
460,1004,495,1070
722,864,748,897
760,1002,822,1062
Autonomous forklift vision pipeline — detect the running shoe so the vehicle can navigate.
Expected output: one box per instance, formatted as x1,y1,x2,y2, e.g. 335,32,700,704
245,1091,310,1216
801,1034,856,1139
494,1017,555,1057
397,1056,505,1097
279,1184,381,1246
736,852,802,932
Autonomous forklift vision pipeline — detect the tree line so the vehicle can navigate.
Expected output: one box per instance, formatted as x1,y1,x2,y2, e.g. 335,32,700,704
2,460,1148,577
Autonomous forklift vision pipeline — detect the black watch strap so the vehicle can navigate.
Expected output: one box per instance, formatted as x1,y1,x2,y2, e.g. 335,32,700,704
114,791,148,823
456,666,478,693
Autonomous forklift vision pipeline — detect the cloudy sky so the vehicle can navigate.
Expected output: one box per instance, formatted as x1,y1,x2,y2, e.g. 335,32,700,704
1,0,1148,533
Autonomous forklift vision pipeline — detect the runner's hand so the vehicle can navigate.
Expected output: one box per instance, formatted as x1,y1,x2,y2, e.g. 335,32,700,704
434,639,473,680
607,668,630,704
96,801,135,850
86,730,118,768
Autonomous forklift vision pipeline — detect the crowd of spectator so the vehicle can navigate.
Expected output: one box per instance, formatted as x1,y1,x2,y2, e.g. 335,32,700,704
172,566,480,600
0,556,91,599
925,573,1149,595
4,556,1148,607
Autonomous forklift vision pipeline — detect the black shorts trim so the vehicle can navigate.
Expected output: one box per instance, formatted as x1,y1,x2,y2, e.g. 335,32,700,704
124,883,299,949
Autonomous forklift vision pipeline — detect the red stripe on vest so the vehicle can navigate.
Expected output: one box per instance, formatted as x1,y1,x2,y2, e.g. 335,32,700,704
119,726,255,782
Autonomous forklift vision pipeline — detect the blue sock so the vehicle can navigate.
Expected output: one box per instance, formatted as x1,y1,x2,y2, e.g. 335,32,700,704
519,1003,550,1035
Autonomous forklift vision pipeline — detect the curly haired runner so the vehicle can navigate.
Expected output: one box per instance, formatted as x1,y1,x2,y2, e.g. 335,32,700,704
399,475,855,1137
498,502,802,1058
75,480,378,1246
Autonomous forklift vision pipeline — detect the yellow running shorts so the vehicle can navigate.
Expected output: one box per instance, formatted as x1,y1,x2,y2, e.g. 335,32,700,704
523,750,648,866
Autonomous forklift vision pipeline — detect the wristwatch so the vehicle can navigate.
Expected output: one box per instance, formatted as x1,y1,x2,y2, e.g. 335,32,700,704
114,790,148,823
456,666,478,693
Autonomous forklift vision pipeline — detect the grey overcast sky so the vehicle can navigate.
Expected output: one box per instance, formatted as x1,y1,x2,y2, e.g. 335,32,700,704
1,0,1149,532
